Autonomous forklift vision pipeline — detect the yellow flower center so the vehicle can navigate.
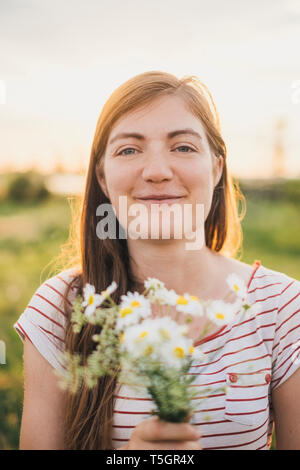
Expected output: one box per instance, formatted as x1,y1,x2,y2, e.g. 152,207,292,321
215,312,225,320
190,295,199,302
176,296,189,305
143,346,153,357
174,346,185,358
130,300,141,308
88,295,94,305
121,307,133,317
159,329,171,340
233,284,239,292
120,333,125,343
101,289,108,297
189,346,195,355
138,331,148,339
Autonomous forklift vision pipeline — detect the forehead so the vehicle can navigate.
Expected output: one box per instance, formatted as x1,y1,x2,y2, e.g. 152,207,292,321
108,95,206,140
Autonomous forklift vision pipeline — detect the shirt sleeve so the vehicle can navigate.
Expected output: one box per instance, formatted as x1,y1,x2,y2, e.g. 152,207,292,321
271,277,300,391
13,268,78,377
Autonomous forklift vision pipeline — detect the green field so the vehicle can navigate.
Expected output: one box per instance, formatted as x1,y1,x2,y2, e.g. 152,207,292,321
0,190,299,449
241,198,300,280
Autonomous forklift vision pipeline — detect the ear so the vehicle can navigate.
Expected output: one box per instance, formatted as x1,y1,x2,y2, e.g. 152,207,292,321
95,164,109,199
213,155,224,188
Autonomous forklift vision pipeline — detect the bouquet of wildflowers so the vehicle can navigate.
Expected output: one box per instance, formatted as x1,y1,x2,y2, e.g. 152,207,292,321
59,274,259,423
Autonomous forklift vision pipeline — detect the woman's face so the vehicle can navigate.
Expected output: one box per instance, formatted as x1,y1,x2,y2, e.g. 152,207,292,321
98,94,223,242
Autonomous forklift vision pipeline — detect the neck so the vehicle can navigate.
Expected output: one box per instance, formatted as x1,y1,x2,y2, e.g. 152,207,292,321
127,237,224,297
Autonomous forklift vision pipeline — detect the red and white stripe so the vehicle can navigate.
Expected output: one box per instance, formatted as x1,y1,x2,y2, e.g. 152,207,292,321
14,263,300,450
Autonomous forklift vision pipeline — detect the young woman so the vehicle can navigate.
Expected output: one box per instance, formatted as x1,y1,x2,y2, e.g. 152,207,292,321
14,71,300,450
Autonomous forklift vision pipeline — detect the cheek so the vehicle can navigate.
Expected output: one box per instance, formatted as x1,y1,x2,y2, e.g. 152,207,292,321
183,160,215,200
181,161,215,223
104,160,134,197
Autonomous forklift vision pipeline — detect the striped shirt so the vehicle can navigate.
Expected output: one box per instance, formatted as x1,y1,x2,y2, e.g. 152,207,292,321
14,262,300,450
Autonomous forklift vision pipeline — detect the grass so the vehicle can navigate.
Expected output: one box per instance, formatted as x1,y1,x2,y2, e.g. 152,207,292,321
0,196,71,449
241,199,300,280
0,193,299,449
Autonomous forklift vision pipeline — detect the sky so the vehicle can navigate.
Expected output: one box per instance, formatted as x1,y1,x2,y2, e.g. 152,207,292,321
0,0,300,178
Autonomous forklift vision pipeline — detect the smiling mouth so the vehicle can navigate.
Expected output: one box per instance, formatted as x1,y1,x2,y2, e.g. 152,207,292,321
135,197,185,204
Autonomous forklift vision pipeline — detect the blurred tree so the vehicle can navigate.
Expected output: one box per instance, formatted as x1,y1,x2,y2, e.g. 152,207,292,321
6,171,50,203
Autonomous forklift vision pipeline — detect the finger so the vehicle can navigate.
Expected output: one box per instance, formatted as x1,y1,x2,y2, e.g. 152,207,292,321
136,417,201,442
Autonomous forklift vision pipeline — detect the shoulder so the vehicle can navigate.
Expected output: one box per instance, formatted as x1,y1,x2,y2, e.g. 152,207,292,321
248,264,300,305
14,267,81,375
246,263,300,329
248,263,300,358
251,266,300,391
29,267,81,323
39,267,81,306
14,267,81,346
227,260,300,344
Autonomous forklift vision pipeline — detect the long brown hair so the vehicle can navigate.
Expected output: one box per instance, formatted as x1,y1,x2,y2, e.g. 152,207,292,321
60,71,245,449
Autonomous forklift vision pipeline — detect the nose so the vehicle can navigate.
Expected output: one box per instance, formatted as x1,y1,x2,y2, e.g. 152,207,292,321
141,151,173,183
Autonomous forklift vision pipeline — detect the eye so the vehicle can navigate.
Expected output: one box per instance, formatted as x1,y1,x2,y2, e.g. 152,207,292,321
174,145,195,153
116,145,196,156
116,147,138,156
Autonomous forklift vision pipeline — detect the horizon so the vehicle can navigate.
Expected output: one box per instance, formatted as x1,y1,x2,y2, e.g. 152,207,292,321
1,0,300,178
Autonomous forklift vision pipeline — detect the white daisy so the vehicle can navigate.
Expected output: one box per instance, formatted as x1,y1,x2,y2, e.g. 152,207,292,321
100,281,117,300
121,317,189,364
160,336,194,369
120,322,158,358
206,300,236,326
148,287,178,306
116,292,151,330
226,273,247,299
82,283,104,317
175,294,204,317
153,316,188,340
144,277,165,291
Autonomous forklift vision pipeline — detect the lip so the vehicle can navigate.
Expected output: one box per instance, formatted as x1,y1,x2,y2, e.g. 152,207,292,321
135,194,186,200
135,196,185,204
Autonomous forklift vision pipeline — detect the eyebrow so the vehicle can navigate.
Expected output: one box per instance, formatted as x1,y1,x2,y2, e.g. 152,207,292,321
108,128,202,146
